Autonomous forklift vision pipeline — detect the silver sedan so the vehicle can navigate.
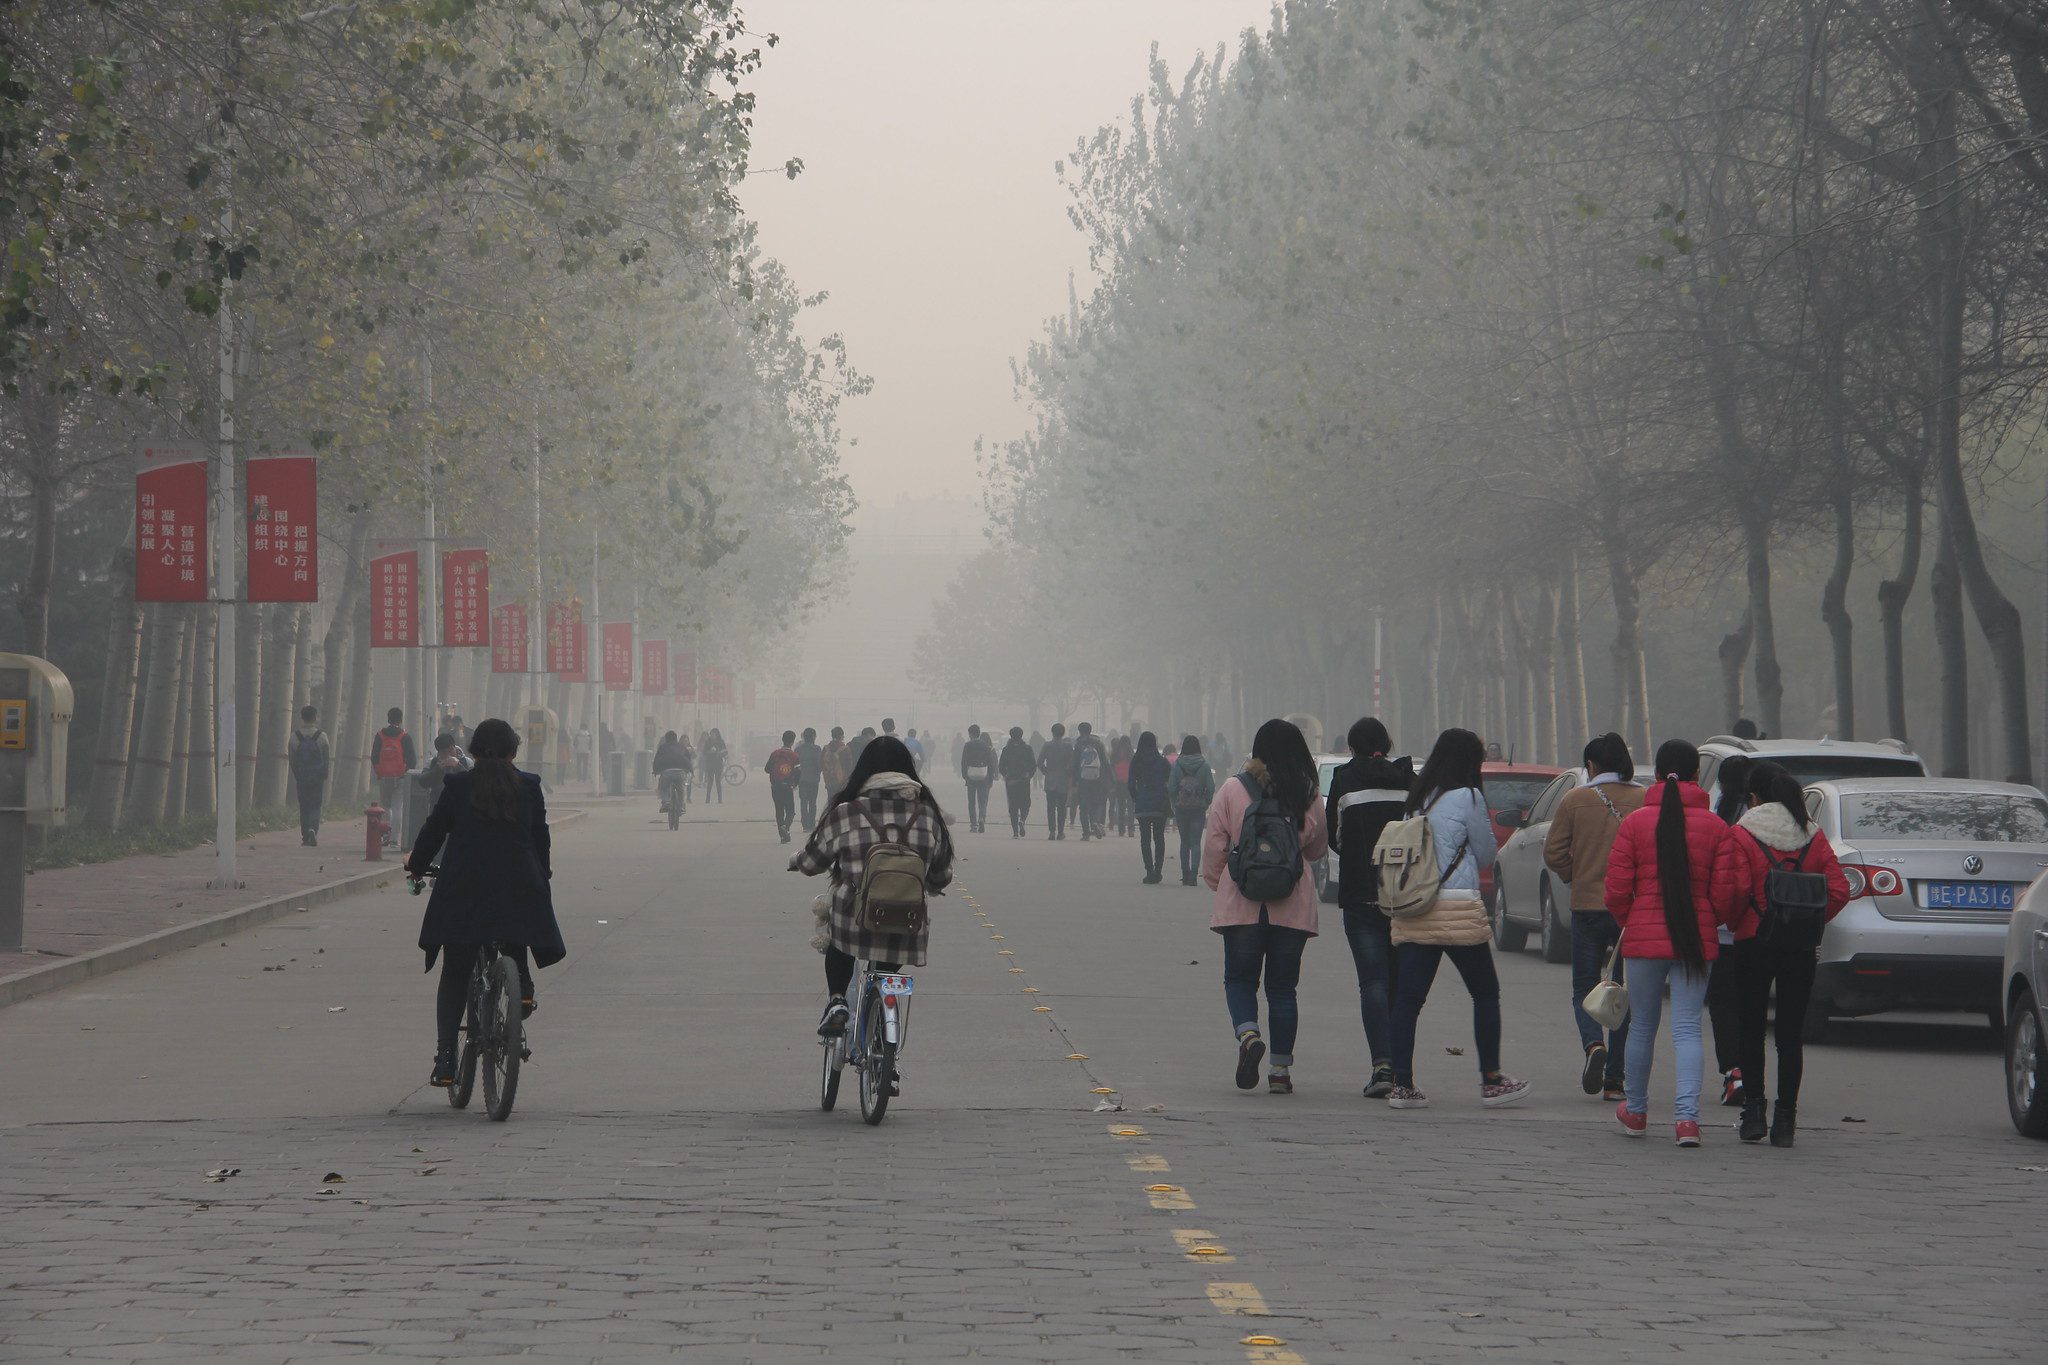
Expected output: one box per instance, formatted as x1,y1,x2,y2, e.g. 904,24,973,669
2006,874,2048,1137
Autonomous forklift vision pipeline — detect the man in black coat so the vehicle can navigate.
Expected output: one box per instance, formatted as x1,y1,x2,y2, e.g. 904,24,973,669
998,726,1036,837
959,724,997,833
1320,716,1415,1099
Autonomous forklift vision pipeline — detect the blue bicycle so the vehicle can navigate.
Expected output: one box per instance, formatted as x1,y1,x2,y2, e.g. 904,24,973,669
820,963,915,1124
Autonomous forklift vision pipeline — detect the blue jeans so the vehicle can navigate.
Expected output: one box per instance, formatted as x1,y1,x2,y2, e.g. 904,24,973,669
1622,957,1710,1122
1220,910,1309,1064
1175,812,1204,878
1390,942,1502,1086
1571,911,1629,1083
1341,906,1395,1065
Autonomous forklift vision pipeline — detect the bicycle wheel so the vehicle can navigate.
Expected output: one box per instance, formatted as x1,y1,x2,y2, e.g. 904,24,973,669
725,762,745,788
820,1037,842,1111
480,952,522,1121
449,1040,478,1109
858,990,894,1125
669,799,680,830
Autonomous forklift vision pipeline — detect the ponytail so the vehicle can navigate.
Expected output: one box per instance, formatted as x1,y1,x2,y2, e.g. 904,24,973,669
1651,740,1706,971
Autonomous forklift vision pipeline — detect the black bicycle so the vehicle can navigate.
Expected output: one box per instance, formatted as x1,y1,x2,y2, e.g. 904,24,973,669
411,869,527,1121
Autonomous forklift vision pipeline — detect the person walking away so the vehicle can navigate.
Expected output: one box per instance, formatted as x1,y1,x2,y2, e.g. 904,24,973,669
766,731,801,843
1321,717,1414,1098
1202,719,1328,1094
795,727,825,831
822,726,852,795
999,726,1036,837
1039,723,1074,839
904,727,926,772
653,730,689,816
405,718,566,1088
1211,732,1235,776
701,727,728,803
847,725,875,767
372,708,417,847
1168,736,1216,885
960,724,998,833
289,705,332,847
1705,754,1756,1107
1543,732,1648,1102
449,715,471,751
573,726,592,783
1110,735,1136,837
1128,731,1173,883
1715,760,1850,1147
1604,739,1743,1146
791,735,955,1041
1384,728,1529,1111
1072,722,1111,840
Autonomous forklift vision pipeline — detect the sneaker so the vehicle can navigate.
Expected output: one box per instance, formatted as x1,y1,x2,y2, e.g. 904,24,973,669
1363,1065,1396,1099
1234,1032,1266,1090
1738,1098,1769,1143
1675,1119,1702,1148
1615,1101,1647,1137
1387,1085,1430,1109
1581,1045,1607,1096
1481,1074,1531,1108
429,1051,456,1087
1602,1085,1627,1103
817,997,850,1037
1770,1101,1797,1148
1720,1068,1744,1107
1268,1072,1293,1095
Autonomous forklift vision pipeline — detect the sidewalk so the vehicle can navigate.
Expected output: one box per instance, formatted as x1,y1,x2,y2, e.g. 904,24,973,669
0,809,585,1007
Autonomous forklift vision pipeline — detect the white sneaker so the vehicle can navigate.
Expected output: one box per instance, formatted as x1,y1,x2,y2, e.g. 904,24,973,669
1387,1085,1430,1109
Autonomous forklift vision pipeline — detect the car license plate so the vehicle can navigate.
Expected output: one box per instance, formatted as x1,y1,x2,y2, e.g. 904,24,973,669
1921,881,2015,910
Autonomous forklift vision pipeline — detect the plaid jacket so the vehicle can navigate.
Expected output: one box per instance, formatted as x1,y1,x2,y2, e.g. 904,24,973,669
791,787,954,965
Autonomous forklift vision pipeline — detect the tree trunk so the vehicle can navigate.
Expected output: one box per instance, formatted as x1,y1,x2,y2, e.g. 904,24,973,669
1422,590,1443,739
1557,549,1589,749
1717,611,1752,733
87,553,144,829
1488,588,1512,755
1740,509,1784,738
1820,483,1856,740
1607,555,1651,760
235,602,262,811
254,605,297,808
128,605,187,827
1932,523,1970,777
185,608,215,818
13,388,60,657
337,587,375,804
164,608,197,827
1878,479,1924,744
1529,579,1559,765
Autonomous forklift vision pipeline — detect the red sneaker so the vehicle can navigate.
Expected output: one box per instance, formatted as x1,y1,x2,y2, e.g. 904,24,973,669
1615,1101,1647,1138
1675,1120,1702,1148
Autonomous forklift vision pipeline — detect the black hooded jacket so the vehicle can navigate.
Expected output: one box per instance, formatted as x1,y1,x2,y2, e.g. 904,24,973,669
1322,753,1417,911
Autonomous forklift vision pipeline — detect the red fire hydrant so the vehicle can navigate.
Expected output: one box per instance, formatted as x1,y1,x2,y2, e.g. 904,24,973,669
364,804,391,862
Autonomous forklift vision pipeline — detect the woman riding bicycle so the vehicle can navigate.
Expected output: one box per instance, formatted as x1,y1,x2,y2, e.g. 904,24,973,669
405,717,567,1088
790,734,954,1037
653,729,690,812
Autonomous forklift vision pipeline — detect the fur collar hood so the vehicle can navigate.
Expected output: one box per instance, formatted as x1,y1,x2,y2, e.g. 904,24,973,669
861,771,923,799
1737,800,1815,852
1243,757,1269,787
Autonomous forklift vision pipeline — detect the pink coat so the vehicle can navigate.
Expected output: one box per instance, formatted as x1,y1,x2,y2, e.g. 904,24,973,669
1202,769,1330,936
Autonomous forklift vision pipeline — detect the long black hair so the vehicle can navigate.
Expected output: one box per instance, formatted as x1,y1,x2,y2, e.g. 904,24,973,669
1136,731,1159,759
1584,731,1633,782
1180,734,1203,757
1250,718,1318,825
1652,738,1706,970
1746,760,1810,832
1713,754,1754,825
828,734,949,821
1407,728,1484,815
466,718,525,824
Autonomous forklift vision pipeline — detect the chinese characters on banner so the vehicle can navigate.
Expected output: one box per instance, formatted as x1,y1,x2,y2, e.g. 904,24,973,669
546,600,586,678
703,667,732,706
641,640,668,696
369,546,419,648
440,548,490,647
245,452,317,602
134,442,209,603
674,649,696,701
601,622,634,692
742,679,756,711
491,603,528,674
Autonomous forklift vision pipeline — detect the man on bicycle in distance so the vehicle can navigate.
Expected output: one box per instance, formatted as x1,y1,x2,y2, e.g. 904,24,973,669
790,735,954,1038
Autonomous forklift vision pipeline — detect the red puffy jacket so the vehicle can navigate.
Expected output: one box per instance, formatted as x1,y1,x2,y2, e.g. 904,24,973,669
1605,780,1743,960
1712,801,1852,941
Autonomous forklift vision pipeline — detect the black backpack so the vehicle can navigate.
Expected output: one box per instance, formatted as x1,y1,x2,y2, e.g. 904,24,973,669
1751,834,1829,947
1227,774,1305,903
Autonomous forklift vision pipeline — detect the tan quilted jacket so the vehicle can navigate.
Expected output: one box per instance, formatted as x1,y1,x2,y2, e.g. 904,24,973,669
1389,890,1492,947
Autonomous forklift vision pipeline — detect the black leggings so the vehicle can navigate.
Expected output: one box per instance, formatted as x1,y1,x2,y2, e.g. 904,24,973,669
1707,937,1755,1074
825,945,900,997
1137,816,1166,876
436,944,535,1051
1737,932,1819,1106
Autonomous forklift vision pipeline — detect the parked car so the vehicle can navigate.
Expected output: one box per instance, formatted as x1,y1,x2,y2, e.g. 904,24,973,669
2005,875,2048,1138
1803,777,2048,1041
1479,761,1562,910
1312,753,1346,904
1698,734,1926,793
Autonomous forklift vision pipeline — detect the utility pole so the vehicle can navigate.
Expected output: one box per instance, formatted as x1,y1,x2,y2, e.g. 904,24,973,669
588,525,602,799
1373,605,1385,718
529,402,543,708
210,81,239,892
420,339,437,745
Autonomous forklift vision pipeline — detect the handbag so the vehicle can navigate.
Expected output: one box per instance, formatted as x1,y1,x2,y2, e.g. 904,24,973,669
1580,938,1630,1030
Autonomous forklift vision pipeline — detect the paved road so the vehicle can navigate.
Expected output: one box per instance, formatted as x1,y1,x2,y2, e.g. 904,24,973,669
4,773,2043,1362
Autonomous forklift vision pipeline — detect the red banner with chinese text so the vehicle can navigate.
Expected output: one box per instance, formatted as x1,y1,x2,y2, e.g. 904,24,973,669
370,547,419,648
245,453,317,602
491,603,528,674
134,442,209,603
703,667,731,706
674,649,696,701
440,547,490,647
641,640,668,696
602,622,634,692
546,600,586,679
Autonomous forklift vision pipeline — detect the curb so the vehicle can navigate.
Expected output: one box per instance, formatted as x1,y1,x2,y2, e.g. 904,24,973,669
0,807,589,1010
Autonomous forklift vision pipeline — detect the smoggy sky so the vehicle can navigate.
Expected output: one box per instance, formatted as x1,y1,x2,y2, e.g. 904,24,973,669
739,0,1276,516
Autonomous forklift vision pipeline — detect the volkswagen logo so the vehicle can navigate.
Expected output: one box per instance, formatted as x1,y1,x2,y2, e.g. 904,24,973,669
1963,854,1984,876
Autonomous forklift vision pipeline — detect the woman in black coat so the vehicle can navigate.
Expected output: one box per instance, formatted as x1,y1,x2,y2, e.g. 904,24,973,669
405,717,567,1087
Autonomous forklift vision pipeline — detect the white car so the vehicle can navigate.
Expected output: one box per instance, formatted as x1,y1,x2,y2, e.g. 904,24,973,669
2005,874,2048,1137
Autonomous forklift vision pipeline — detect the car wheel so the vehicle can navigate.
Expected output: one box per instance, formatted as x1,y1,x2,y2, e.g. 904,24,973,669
1492,870,1529,953
1539,883,1570,964
2007,988,2048,1139
1800,1001,1831,1044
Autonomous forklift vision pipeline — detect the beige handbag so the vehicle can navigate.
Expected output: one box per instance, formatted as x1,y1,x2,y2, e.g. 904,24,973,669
1581,940,1630,1030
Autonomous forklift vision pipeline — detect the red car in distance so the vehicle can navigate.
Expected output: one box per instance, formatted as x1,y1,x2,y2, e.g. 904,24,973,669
1479,762,1563,908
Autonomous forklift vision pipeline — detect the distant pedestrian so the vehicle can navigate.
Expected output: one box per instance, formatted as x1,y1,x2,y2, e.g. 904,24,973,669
766,730,800,842
1320,716,1414,1098
822,726,853,793
1211,732,1235,776
1039,723,1074,839
796,727,825,830
449,714,471,751
701,727,728,803
654,729,691,816
573,726,593,782
1109,734,1135,837
999,726,1036,837
1202,718,1328,1095
1072,721,1111,840
848,725,876,766
414,732,470,808
904,727,926,772
1128,731,1172,883
1543,732,1647,1103
1605,739,1741,1147
1167,735,1215,885
372,707,417,847
1385,727,1530,1112
1705,753,1756,1108
960,724,997,833
289,705,331,847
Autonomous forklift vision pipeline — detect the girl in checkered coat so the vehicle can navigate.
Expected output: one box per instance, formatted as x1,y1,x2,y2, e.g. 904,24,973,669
791,734,955,1037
